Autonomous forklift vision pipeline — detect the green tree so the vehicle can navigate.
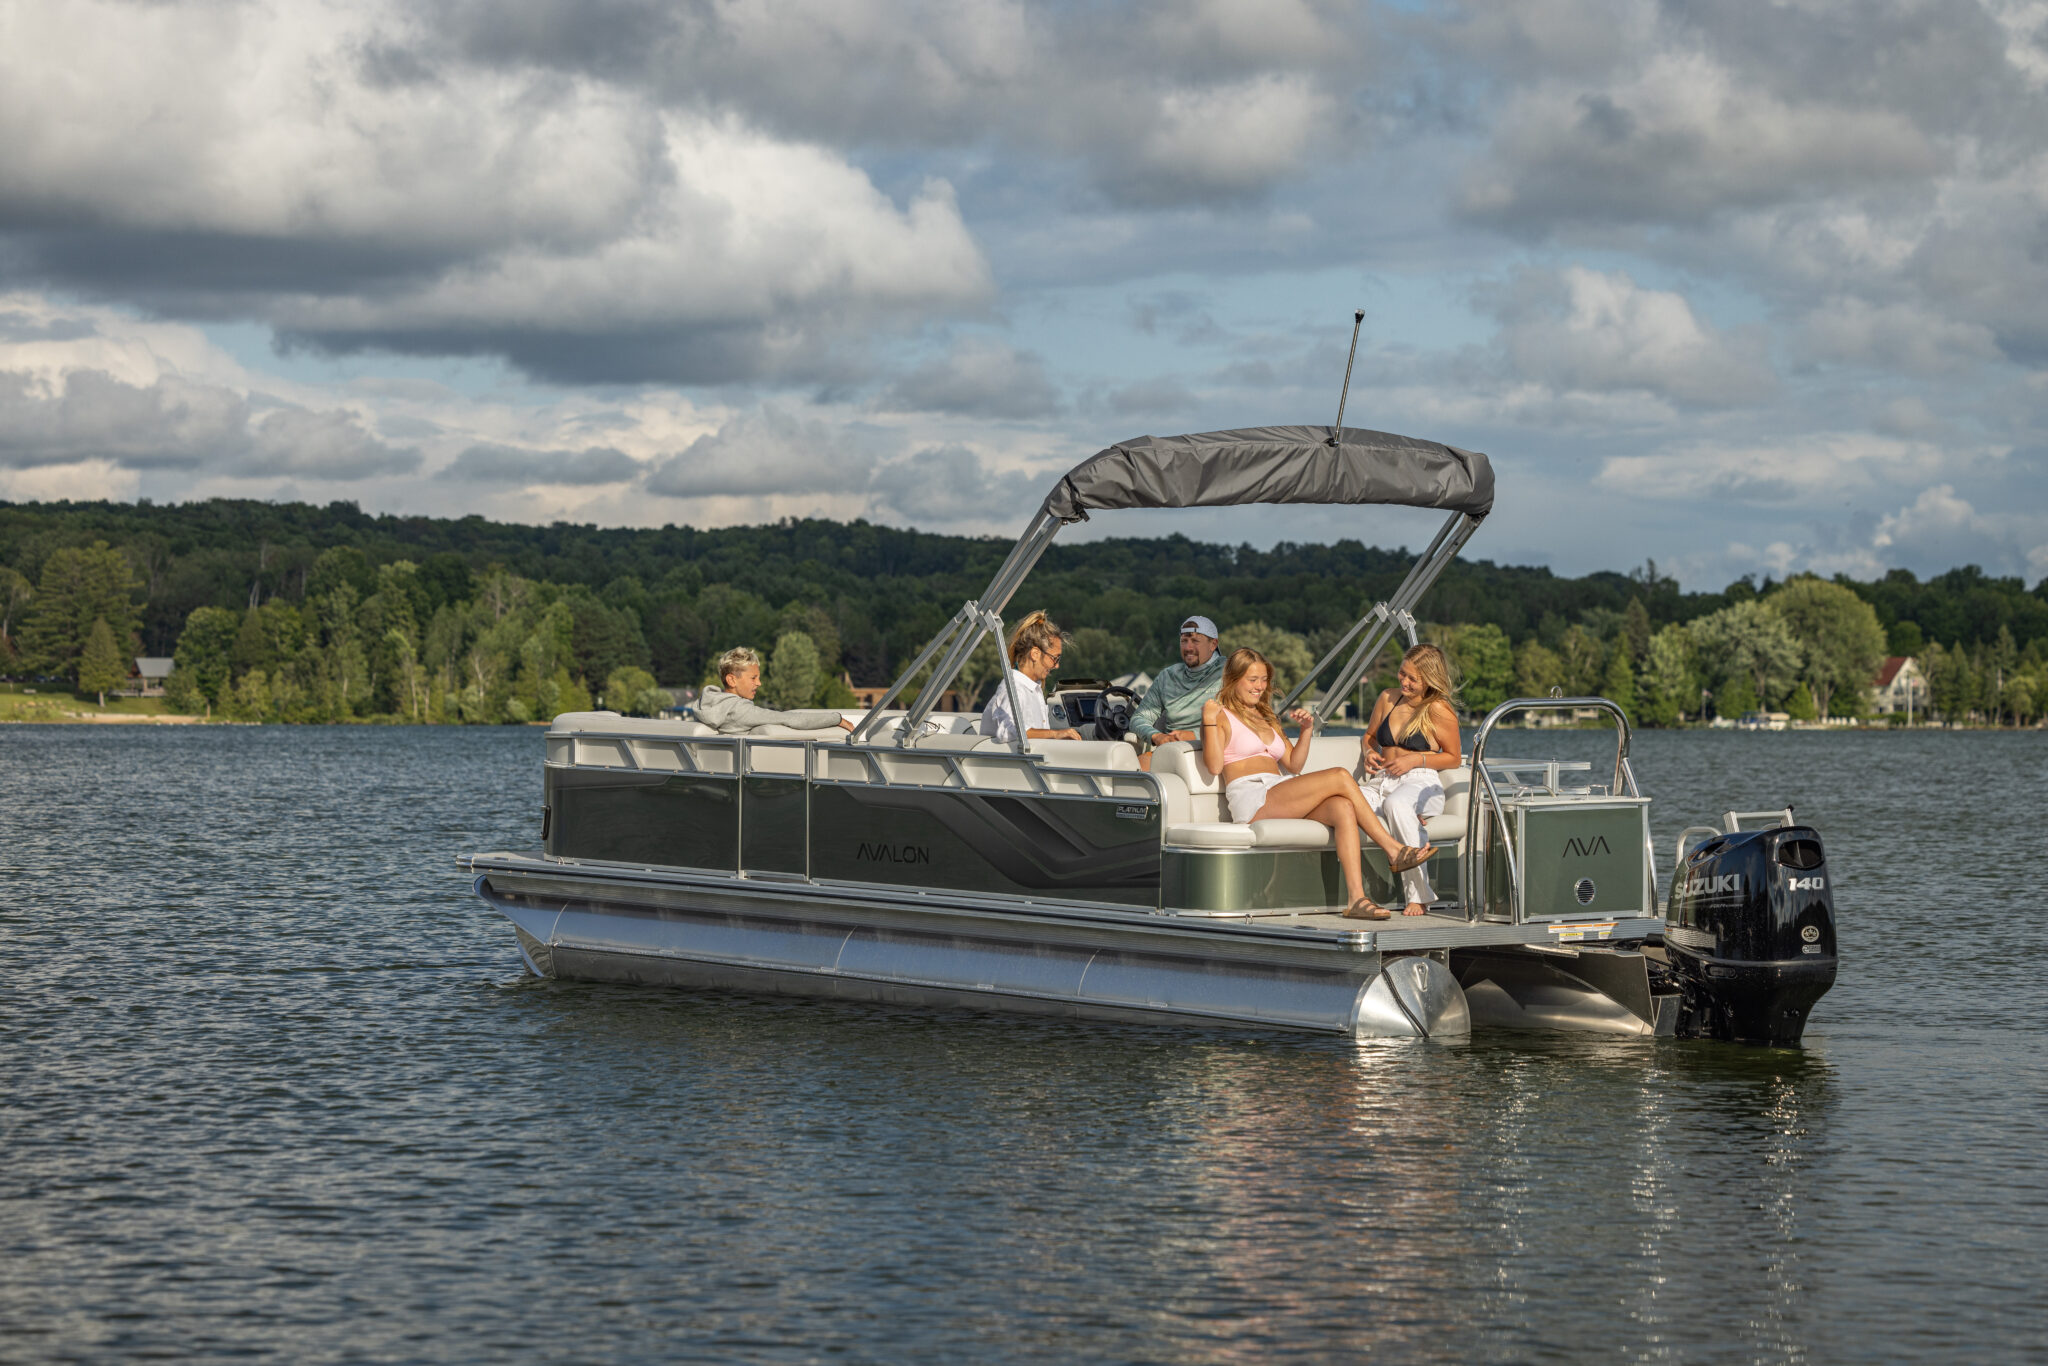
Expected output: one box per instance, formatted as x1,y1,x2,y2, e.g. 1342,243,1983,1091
0,566,31,655
1785,682,1818,721
763,632,822,710
954,632,1004,708
1558,624,1605,696
172,605,240,705
604,665,661,715
1691,600,1802,708
1219,622,1314,701
1769,577,1886,718
230,606,277,677
1513,639,1564,698
20,542,140,680
163,664,206,714
1716,672,1759,717
1639,624,1698,725
387,628,427,721
1438,623,1512,716
227,668,273,722
1621,597,1652,664
1063,626,1133,682
1599,643,1636,718
78,618,128,705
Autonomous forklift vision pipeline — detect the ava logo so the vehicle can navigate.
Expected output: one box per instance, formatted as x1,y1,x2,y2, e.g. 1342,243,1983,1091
1684,873,1744,896
1562,836,1611,858
857,842,931,864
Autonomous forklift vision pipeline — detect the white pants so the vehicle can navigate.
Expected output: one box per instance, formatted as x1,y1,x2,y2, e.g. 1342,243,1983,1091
1365,768,1445,906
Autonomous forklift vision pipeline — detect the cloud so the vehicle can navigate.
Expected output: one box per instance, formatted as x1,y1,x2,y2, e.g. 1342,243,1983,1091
1796,296,2005,374
0,0,992,384
1459,50,1941,230
1596,432,1986,504
0,367,417,478
1482,267,1775,406
1085,377,1200,420
866,443,1046,526
644,406,880,499
875,338,1060,419
438,442,642,485
421,0,1362,208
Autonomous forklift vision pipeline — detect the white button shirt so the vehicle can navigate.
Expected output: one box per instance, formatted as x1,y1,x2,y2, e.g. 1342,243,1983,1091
978,666,1050,743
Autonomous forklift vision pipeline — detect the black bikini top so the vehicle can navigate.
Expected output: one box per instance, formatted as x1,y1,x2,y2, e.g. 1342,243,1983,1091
1374,710,1436,753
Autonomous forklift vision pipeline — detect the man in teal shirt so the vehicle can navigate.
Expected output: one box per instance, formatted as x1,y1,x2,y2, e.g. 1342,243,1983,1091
1130,614,1224,769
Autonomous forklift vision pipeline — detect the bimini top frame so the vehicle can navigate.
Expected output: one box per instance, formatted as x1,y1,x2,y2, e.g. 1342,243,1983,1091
848,424,1495,751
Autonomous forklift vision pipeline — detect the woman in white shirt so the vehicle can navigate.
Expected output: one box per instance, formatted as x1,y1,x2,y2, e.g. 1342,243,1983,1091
979,610,1084,744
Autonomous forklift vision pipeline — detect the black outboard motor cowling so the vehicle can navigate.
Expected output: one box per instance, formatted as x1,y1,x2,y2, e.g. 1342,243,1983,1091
1665,825,1836,1046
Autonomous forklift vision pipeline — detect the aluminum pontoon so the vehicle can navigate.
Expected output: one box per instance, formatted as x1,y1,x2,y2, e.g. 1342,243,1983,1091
461,425,1836,1044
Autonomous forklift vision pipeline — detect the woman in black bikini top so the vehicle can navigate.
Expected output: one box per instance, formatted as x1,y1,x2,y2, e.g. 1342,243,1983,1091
1360,643,1464,918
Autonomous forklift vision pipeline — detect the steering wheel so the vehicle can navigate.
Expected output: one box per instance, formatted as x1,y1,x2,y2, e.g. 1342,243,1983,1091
1094,685,1139,742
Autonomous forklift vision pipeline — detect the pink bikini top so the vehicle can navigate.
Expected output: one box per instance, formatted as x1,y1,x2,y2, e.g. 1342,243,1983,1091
1218,711,1288,765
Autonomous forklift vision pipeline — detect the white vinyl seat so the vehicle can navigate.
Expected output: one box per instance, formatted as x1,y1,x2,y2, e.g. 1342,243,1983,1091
1150,738,1473,851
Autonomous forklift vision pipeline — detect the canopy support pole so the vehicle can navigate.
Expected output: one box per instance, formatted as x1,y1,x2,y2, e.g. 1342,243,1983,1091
868,510,1063,749
1285,510,1481,723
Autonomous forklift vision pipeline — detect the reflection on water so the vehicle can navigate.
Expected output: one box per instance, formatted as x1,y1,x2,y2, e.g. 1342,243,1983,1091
2,724,2046,1360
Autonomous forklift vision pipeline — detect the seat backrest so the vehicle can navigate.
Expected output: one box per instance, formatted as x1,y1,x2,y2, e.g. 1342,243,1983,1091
1150,740,1225,821
1025,738,1139,771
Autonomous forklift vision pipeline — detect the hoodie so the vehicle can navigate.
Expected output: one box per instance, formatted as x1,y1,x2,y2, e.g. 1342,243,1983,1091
692,685,844,734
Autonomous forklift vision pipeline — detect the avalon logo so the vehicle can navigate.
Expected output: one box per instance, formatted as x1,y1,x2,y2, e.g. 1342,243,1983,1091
1562,836,1611,858
1683,873,1744,896
857,842,931,864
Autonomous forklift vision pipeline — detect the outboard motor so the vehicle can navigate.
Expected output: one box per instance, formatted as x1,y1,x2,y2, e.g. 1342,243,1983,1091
1665,825,1836,1046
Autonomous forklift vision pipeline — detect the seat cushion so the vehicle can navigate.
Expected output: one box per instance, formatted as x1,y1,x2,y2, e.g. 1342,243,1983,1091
1250,819,1336,849
1164,822,1255,849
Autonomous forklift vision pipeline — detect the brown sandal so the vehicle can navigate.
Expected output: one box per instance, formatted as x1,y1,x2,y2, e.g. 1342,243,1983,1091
1389,844,1435,873
1344,897,1391,920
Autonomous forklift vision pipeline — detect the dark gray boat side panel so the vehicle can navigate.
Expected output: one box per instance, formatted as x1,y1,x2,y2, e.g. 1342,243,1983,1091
741,775,807,877
808,782,1161,906
546,766,737,872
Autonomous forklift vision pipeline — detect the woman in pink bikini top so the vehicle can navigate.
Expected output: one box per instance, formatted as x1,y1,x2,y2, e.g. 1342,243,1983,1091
1198,647,1436,921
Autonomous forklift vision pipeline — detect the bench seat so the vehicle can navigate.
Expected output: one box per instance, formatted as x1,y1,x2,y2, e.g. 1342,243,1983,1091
1148,739,1471,850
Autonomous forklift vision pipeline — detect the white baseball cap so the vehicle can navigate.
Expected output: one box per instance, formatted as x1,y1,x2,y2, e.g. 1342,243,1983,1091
1180,615,1218,639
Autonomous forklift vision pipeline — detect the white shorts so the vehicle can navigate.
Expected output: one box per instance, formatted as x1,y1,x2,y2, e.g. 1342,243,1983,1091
1225,772,1286,824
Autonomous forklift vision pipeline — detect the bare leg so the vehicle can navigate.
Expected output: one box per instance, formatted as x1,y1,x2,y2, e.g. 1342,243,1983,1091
1252,768,1424,862
1308,795,1366,906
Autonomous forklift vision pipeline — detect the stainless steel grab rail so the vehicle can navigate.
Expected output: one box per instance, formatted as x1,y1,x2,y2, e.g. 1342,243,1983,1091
1462,697,1642,923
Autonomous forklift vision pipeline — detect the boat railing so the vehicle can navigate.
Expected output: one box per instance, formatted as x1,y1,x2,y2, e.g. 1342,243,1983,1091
1464,697,1647,925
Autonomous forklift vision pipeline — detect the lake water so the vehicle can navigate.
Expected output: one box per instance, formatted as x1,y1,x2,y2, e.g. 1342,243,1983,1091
3,724,2044,1362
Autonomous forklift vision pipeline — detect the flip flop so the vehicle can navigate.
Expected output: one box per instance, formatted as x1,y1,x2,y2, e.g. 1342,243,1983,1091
1389,844,1435,873
1343,897,1391,920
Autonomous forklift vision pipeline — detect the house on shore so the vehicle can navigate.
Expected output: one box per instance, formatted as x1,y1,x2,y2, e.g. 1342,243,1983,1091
125,657,174,697
1873,656,1927,716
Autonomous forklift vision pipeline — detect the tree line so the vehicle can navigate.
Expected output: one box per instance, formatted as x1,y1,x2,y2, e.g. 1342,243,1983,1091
2,498,2045,726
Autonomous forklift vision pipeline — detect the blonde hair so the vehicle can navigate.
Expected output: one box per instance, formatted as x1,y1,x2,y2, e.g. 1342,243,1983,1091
716,646,761,684
1394,642,1458,747
1007,610,1064,667
1220,647,1282,736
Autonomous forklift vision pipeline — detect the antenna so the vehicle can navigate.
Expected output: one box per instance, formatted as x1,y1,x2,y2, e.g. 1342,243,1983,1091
1331,308,1364,441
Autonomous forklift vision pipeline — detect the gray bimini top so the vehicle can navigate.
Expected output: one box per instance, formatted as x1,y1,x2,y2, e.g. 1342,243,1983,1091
1041,424,1494,524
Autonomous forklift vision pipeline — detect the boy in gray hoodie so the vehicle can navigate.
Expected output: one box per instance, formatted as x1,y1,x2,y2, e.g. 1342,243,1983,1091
692,647,854,733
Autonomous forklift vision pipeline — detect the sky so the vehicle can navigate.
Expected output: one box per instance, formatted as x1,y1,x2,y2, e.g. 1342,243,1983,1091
3,0,2047,589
